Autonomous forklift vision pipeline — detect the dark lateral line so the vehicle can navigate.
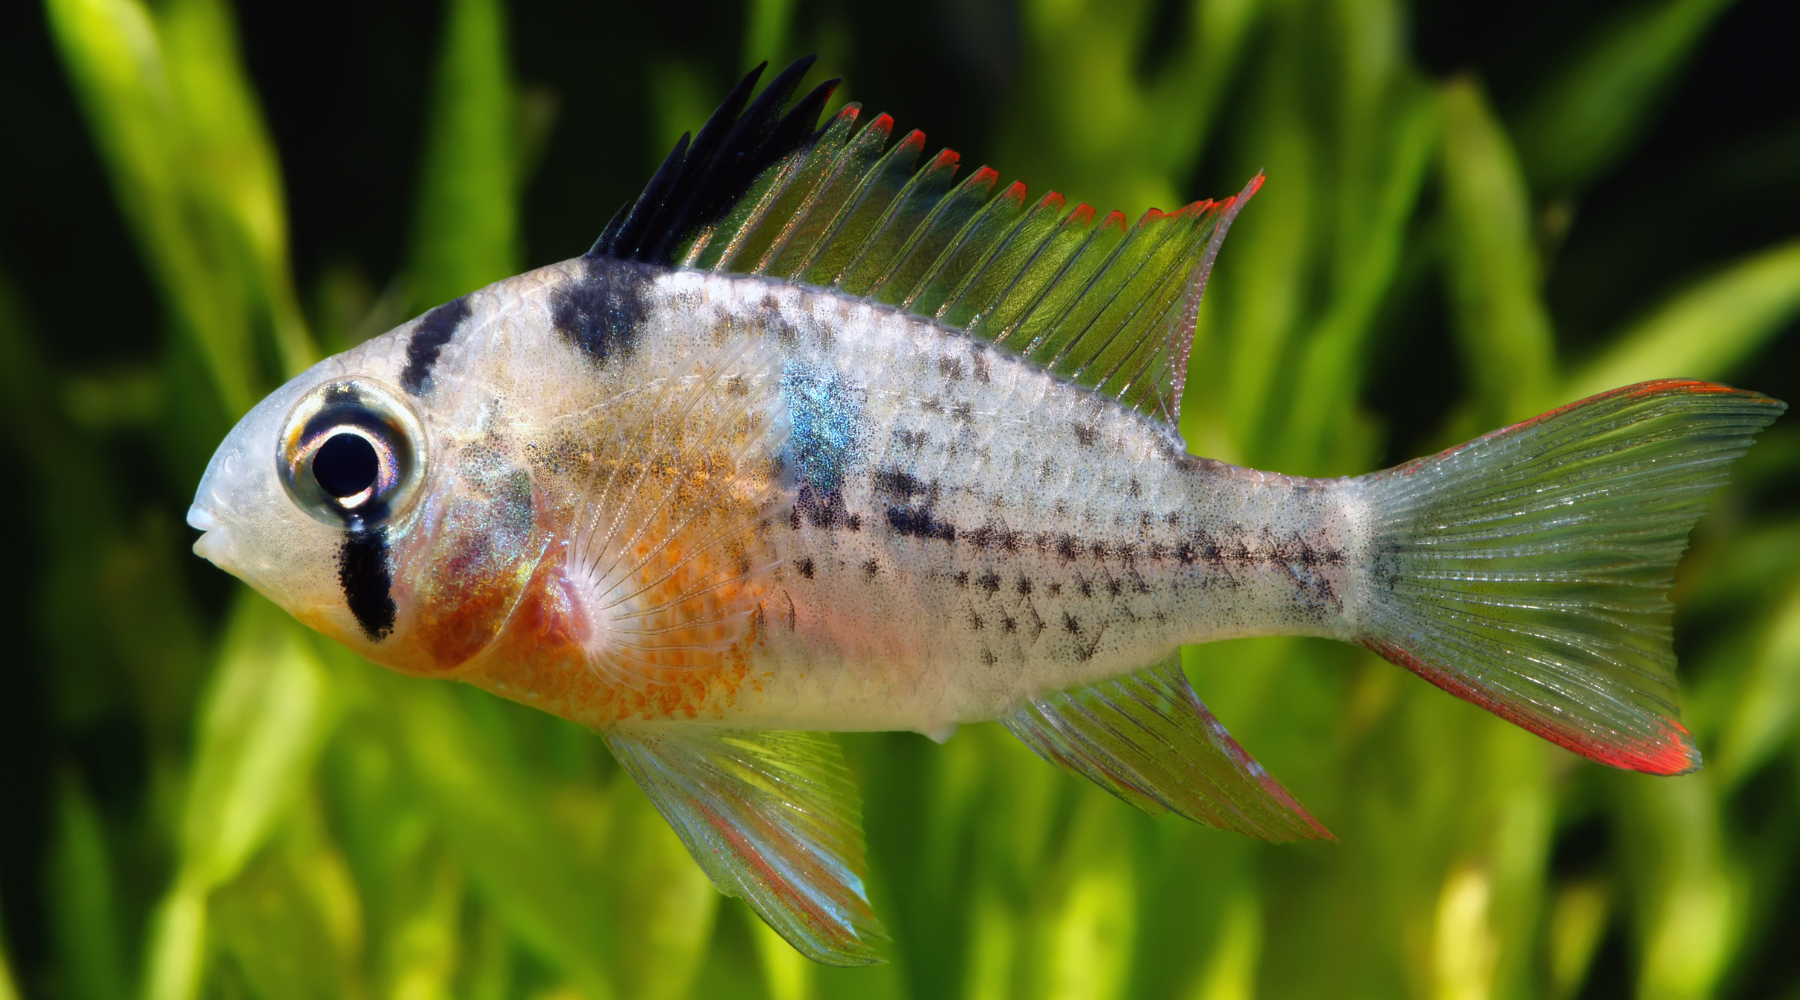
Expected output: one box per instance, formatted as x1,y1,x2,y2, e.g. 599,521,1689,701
399,295,471,394
339,528,396,641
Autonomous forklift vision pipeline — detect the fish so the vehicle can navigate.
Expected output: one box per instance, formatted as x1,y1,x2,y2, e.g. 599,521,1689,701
187,56,1786,964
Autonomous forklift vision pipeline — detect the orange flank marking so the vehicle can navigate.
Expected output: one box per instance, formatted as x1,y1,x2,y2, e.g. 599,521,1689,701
409,538,545,672
462,430,779,727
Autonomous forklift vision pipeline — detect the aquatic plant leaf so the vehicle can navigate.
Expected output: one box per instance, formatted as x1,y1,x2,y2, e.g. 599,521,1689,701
1566,240,1800,399
44,0,313,407
1001,655,1332,842
1437,78,1556,427
1510,0,1738,193
1357,380,1785,774
377,675,614,995
49,775,128,1000
408,0,521,312
605,727,886,966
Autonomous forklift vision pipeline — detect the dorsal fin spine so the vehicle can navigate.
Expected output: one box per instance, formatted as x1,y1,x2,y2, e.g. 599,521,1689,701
598,131,690,258
797,128,927,285
970,200,1095,341
902,175,1025,315
997,209,1131,355
936,190,1063,327
761,113,896,277
837,146,962,296
1046,210,1188,377
706,104,860,272
648,57,819,263
1054,208,1201,382
875,165,1003,307
707,104,862,271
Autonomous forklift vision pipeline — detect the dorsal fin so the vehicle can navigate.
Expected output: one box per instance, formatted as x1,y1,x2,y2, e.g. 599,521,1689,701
591,58,1259,427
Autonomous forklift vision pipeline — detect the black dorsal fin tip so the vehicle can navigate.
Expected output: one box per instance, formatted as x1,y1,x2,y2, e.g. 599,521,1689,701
646,56,826,262
589,56,836,266
593,130,690,260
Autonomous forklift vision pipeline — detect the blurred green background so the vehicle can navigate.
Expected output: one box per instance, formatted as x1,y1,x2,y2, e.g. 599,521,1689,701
2,0,1798,997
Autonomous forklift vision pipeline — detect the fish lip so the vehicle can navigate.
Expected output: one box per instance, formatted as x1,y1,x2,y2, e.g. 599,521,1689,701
186,503,231,566
186,504,220,532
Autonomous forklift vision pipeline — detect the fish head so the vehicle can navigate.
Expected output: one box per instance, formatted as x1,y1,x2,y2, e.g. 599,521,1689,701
188,332,551,676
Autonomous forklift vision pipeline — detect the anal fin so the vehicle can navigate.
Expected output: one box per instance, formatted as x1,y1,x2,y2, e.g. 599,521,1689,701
1002,656,1332,842
604,726,886,965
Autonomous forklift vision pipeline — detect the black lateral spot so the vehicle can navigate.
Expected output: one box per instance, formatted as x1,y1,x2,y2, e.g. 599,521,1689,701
1078,579,1093,598
399,295,471,394
794,482,851,529
886,505,957,542
338,528,395,640
1016,576,1032,596
972,351,992,383
862,559,879,578
952,402,973,422
938,354,964,380
1055,535,1080,562
551,257,651,364
872,467,932,501
980,648,998,666
978,571,1001,594
1106,578,1122,597
1063,612,1081,635
847,513,862,531
797,557,815,579
1177,540,1197,565
1073,423,1097,446
967,608,985,630
1127,477,1142,498
1001,615,1017,633
953,570,969,588
922,396,945,414
1048,582,1062,596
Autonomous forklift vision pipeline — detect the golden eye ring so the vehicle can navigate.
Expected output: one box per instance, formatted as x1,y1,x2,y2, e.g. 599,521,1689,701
278,377,428,527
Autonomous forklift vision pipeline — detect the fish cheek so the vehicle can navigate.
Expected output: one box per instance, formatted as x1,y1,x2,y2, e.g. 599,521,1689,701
400,458,550,675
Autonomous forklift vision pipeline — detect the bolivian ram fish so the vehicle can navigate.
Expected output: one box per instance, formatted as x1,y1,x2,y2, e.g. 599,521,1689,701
189,57,1785,963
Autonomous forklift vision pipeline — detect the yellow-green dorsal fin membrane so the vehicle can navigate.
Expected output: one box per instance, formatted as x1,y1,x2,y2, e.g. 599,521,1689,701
604,727,887,966
1002,655,1332,842
598,57,1259,428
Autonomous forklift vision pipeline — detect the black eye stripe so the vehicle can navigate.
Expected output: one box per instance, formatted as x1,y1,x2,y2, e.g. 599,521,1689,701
338,527,395,641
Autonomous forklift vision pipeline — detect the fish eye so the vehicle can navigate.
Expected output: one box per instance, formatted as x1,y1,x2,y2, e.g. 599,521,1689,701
279,378,427,526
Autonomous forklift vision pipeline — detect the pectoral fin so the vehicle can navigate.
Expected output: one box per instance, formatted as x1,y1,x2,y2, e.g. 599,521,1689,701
604,726,885,965
1002,656,1332,842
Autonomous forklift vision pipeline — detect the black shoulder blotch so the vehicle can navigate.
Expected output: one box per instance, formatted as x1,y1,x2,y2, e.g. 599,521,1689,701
551,256,653,364
587,57,839,265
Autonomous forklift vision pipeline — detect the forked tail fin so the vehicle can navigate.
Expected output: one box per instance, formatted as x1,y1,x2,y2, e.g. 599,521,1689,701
1354,380,1785,774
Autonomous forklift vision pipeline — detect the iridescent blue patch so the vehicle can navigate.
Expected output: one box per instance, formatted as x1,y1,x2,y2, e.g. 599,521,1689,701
781,360,861,496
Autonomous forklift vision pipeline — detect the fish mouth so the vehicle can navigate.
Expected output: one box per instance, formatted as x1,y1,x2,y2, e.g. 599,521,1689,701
186,504,230,566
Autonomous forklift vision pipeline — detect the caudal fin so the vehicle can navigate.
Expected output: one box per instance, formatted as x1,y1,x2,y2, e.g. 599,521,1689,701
1355,380,1785,775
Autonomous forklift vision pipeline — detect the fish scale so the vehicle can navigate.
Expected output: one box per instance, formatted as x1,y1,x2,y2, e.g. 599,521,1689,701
188,58,1785,965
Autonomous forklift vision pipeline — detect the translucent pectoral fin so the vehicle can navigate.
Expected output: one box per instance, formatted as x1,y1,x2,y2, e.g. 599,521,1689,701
603,726,886,965
1002,656,1333,842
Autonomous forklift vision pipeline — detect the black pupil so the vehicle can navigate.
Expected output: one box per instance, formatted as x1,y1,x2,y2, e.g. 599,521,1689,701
313,432,380,498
